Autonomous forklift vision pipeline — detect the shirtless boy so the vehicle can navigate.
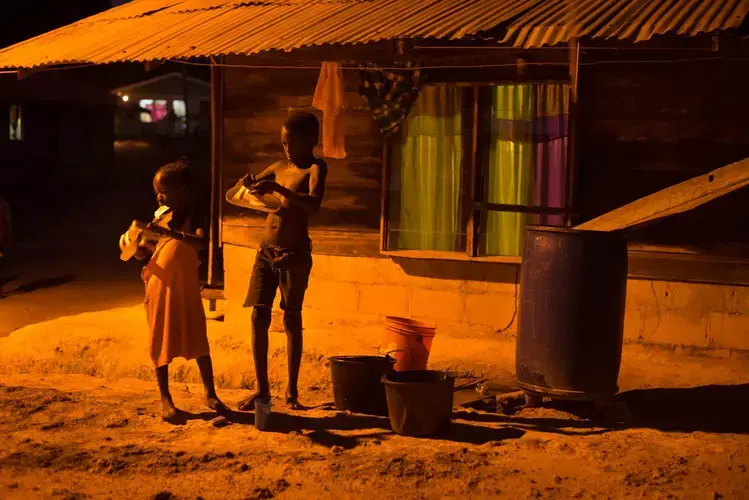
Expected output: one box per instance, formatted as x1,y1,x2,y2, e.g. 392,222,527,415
237,112,327,411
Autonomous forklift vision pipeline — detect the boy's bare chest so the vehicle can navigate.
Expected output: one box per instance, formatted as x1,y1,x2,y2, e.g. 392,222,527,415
275,165,310,194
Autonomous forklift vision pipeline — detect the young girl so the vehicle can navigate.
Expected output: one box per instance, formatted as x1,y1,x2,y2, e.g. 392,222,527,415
135,158,226,420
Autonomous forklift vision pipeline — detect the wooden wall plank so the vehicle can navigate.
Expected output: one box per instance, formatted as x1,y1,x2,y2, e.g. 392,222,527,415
223,222,381,257
221,65,384,254
577,37,749,256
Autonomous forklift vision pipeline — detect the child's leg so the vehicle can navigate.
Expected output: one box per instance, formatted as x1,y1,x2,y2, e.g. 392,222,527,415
238,250,278,411
279,263,312,410
156,364,177,419
283,310,303,406
251,306,272,398
237,306,272,411
196,355,228,413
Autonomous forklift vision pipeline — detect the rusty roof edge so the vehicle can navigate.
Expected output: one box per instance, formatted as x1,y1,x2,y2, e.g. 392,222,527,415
0,36,485,70
2,0,749,70
0,3,236,60
477,0,545,42
82,1,376,23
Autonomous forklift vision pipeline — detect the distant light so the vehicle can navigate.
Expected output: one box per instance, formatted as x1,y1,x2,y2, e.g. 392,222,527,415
122,95,130,102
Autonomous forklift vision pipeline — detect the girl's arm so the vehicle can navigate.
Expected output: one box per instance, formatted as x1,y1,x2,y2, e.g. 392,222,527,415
134,239,156,260
148,224,207,251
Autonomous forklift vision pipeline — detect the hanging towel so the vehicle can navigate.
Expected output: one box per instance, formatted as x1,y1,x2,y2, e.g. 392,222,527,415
312,61,346,159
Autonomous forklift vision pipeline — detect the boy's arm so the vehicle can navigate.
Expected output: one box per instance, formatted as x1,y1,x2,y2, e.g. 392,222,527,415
255,162,327,214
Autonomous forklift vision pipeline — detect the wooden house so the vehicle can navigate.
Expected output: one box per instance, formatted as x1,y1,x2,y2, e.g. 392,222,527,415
2,0,749,353
0,71,114,189
112,72,210,139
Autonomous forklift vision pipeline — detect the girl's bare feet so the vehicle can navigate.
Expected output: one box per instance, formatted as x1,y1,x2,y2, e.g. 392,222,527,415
161,396,178,420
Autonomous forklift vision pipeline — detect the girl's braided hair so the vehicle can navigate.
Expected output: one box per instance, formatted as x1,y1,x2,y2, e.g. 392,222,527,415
155,157,194,188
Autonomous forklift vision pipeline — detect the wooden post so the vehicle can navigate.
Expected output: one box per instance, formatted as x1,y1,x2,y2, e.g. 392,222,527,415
207,63,224,300
379,140,390,251
565,0,580,227
466,86,479,257
182,66,190,137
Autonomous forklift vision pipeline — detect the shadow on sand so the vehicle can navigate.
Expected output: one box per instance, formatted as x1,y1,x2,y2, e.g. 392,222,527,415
619,383,749,434
0,274,76,299
163,384,749,449
455,383,749,435
166,404,527,446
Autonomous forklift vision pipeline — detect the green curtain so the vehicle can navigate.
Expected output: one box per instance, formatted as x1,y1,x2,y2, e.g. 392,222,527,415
389,86,463,251
485,85,534,256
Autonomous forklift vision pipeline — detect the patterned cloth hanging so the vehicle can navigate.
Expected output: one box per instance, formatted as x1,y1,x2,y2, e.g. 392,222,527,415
358,60,421,137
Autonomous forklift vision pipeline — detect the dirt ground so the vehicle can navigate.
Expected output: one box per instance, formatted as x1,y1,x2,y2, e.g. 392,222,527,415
1,307,749,499
2,142,749,499
1,373,748,500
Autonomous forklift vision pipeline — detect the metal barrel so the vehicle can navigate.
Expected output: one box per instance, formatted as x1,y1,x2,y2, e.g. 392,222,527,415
516,226,628,401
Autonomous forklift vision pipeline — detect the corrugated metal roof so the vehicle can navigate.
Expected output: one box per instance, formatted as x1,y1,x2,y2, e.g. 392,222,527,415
0,0,747,69
503,0,749,48
0,0,540,68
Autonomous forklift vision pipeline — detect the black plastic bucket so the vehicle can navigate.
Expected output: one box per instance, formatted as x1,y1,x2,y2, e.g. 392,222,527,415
330,355,396,416
382,370,455,437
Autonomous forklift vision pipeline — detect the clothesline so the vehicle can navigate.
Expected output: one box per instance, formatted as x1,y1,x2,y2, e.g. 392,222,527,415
2,56,749,77
413,45,749,51
173,56,749,70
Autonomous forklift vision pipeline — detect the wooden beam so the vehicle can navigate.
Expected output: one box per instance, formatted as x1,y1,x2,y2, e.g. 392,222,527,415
144,59,164,72
628,250,749,287
16,67,43,80
223,224,382,257
208,63,225,289
475,202,573,216
576,157,749,232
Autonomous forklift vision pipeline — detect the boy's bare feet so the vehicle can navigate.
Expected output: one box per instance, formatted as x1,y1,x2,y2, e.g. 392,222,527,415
204,394,230,414
237,392,270,411
161,397,178,420
285,390,303,410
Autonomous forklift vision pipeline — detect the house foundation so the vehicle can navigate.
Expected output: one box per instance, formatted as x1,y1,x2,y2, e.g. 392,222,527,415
223,244,749,353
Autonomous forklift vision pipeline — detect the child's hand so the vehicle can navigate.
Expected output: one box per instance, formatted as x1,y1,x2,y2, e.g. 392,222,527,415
146,223,166,236
250,180,280,195
240,174,256,188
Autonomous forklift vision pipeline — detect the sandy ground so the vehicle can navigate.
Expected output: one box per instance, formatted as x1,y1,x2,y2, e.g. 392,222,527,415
2,143,749,498
1,306,749,499
0,176,147,338
0,139,209,338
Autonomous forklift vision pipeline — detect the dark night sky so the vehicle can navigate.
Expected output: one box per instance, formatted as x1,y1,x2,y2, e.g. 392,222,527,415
1,1,117,48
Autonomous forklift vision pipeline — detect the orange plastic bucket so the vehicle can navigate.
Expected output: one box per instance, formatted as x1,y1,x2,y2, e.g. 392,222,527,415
381,317,436,371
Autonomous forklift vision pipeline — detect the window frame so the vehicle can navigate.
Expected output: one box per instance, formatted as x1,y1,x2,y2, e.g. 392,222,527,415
9,104,24,142
380,80,578,261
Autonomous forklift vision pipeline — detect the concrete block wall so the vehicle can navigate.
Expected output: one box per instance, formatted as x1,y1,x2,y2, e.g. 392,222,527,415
224,244,749,351
624,280,749,351
223,244,518,340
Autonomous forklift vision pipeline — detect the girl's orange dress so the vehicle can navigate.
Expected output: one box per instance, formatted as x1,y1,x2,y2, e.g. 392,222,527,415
141,215,209,367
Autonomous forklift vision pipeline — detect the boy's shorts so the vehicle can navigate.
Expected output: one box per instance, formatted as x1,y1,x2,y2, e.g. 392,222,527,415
243,245,312,312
